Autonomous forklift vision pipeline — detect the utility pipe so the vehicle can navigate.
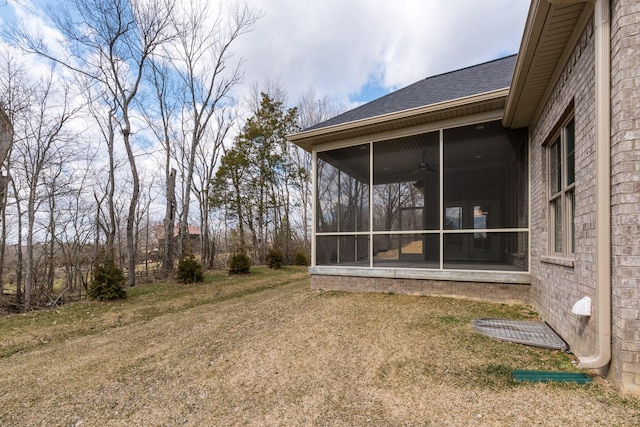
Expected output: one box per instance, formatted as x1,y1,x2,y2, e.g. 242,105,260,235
549,0,612,369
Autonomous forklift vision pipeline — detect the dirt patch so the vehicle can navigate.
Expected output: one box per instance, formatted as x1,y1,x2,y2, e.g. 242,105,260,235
0,271,638,426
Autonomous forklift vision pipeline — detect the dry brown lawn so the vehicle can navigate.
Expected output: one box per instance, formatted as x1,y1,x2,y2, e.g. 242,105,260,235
1,267,639,426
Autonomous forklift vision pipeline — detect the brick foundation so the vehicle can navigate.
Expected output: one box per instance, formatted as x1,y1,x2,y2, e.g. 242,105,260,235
311,275,530,305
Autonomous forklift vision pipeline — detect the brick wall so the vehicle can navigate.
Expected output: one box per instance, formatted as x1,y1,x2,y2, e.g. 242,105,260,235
610,0,640,394
528,19,599,363
530,0,640,394
311,275,530,305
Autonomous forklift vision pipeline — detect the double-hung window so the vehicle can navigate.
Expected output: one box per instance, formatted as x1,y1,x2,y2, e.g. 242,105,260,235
548,117,575,256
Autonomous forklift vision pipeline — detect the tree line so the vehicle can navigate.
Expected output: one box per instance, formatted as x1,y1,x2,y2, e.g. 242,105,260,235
0,0,342,309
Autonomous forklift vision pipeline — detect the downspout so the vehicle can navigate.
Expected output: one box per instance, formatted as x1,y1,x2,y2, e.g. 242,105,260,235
580,0,611,369
548,0,611,369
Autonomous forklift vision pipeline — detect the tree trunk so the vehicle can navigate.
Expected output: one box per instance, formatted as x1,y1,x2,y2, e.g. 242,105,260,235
15,244,23,305
0,174,7,294
178,142,197,259
258,156,265,264
12,176,23,304
122,126,139,287
0,107,12,294
24,184,37,308
162,168,176,276
106,111,117,254
46,189,56,293
230,166,245,250
0,105,11,169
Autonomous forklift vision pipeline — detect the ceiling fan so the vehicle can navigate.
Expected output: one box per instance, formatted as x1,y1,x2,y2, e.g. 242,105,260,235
410,151,437,175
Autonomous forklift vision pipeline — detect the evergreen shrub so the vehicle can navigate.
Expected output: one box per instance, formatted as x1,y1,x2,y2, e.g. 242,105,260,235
89,254,127,301
229,250,251,275
176,254,204,284
266,247,284,269
293,250,308,266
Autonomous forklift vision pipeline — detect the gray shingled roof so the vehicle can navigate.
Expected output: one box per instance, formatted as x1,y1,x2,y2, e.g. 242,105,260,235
307,55,517,131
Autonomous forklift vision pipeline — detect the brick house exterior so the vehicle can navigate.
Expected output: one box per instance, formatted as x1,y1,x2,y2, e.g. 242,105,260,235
609,0,640,394
288,0,640,394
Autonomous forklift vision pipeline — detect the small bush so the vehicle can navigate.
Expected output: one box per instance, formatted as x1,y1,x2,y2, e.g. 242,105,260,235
176,254,204,284
293,250,309,266
266,247,284,269
90,255,127,301
229,250,251,275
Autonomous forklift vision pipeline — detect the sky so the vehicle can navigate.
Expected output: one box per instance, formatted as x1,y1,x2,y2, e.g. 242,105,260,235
0,0,531,110
234,0,531,108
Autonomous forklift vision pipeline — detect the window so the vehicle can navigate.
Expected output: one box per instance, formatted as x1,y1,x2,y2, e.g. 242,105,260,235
548,118,575,256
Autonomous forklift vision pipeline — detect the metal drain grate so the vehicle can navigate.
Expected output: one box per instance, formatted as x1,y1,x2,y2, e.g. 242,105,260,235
512,370,591,383
472,318,567,351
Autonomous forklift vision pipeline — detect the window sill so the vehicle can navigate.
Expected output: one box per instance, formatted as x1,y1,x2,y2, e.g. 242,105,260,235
540,255,575,268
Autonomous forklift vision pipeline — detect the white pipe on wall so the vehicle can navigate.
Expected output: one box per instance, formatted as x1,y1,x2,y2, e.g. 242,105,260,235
579,0,612,370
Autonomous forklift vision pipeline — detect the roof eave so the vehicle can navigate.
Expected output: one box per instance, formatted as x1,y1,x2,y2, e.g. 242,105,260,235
504,0,592,129
288,88,510,151
503,0,549,128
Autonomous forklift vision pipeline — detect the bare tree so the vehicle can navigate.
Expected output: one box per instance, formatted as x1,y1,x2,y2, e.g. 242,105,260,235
192,110,233,269
11,71,80,308
167,0,259,260
294,89,344,253
0,106,12,294
0,50,31,294
55,148,100,298
143,60,178,277
8,172,24,302
133,171,159,277
11,0,178,286
86,85,120,254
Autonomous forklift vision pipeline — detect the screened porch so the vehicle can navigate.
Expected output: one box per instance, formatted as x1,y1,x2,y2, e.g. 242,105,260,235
314,120,529,273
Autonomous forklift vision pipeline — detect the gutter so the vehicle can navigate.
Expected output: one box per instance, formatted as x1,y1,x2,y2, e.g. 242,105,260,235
548,0,611,369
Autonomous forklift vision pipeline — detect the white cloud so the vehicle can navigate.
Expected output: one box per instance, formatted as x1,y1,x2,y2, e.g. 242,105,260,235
235,0,530,106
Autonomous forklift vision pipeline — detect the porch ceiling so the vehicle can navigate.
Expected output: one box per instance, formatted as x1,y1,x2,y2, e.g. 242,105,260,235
504,0,592,128
317,118,521,187
373,119,511,185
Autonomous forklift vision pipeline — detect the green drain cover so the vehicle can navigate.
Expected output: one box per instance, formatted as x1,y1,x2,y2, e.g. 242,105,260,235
512,370,592,384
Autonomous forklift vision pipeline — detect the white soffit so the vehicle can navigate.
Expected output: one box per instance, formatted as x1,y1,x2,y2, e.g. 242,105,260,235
504,1,591,128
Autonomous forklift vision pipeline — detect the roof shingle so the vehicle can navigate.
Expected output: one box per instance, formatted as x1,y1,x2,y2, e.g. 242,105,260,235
306,55,517,131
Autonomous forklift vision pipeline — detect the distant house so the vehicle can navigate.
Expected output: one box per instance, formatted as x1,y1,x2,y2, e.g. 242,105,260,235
154,224,201,256
288,1,640,394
